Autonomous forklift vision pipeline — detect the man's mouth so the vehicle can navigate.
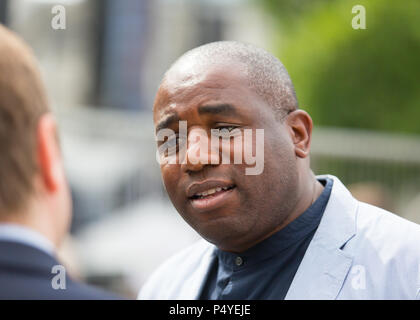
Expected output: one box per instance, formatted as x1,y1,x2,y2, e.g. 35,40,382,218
187,180,236,211
189,185,235,200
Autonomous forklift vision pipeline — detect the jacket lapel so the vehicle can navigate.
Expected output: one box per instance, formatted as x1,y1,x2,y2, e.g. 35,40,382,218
177,243,216,299
285,175,358,299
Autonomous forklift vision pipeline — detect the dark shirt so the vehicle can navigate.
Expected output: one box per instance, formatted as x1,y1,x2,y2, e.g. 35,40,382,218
199,178,333,300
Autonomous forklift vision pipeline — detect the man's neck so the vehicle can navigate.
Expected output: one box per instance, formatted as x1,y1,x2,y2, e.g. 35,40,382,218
220,172,324,253
0,222,56,255
0,205,59,249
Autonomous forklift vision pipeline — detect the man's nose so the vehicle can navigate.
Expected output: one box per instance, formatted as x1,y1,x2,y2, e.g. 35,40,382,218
181,128,219,173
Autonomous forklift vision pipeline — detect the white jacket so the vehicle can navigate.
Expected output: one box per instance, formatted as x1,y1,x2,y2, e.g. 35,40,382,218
138,175,420,300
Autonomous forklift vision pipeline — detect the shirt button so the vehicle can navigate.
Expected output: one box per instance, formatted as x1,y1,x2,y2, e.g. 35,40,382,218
235,256,243,266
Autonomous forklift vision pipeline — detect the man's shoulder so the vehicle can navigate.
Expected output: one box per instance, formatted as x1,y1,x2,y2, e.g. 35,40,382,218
60,280,122,300
0,240,121,300
356,201,420,241
0,274,121,300
138,239,215,299
352,201,420,262
336,201,420,299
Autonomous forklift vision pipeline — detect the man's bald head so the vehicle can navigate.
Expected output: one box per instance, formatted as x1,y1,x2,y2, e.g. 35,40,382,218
162,41,298,119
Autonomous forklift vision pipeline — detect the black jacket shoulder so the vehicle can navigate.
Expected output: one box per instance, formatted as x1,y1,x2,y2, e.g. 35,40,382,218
0,241,123,300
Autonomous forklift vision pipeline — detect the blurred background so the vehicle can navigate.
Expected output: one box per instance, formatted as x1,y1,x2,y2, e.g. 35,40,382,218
0,0,419,298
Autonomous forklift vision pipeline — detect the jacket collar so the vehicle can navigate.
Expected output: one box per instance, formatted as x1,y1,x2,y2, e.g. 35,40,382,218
180,241,217,300
0,240,59,273
285,174,357,299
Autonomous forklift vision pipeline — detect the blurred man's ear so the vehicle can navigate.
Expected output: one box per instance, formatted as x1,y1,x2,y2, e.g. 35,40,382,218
286,110,313,159
37,113,63,192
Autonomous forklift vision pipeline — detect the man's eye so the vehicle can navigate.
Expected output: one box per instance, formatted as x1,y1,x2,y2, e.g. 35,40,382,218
165,134,186,150
166,135,178,148
217,125,237,132
214,125,241,138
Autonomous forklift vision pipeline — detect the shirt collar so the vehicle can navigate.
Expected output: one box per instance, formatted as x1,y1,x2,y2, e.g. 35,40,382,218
216,178,334,270
0,223,56,256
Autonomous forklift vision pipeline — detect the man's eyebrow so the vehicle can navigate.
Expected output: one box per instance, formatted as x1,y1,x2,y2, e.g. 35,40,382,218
198,104,238,116
155,113,180,133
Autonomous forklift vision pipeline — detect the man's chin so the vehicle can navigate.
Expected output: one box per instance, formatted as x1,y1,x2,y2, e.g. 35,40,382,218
191,215,250,244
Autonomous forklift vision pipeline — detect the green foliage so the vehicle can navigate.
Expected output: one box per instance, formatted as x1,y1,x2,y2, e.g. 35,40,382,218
260,0,420,134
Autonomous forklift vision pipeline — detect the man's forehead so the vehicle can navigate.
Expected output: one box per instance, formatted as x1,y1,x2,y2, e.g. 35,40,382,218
166,60,246,90
154,61,249,119
154,102,178,123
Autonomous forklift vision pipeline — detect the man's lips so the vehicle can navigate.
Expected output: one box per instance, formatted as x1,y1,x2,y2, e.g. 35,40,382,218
186,180,236,198
186,180,236,211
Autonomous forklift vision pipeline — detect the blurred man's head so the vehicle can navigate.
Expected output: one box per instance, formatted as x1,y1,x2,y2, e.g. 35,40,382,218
0,25,71,247
154,41,317,253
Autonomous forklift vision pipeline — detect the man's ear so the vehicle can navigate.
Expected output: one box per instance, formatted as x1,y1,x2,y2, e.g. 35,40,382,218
286,110,313,159
37,113,62,192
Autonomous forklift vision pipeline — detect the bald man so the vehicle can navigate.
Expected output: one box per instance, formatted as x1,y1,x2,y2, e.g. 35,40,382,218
0,25,121,299
139,41,420,300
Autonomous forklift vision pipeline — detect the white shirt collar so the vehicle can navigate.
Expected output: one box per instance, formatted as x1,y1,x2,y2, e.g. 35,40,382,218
0,223,56,256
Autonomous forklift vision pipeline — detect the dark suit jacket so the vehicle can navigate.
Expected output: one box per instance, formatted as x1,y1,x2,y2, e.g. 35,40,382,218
0,240,121,300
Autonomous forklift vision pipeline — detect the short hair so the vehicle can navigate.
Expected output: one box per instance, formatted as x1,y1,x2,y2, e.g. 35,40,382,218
0,24,50,215
165,41,298,119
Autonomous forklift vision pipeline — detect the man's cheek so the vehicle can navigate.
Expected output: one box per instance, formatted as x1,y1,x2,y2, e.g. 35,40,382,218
161,173,175,195
162,174,182,201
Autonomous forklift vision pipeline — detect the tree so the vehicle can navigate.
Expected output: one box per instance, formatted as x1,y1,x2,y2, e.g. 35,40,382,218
261,0,420,134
